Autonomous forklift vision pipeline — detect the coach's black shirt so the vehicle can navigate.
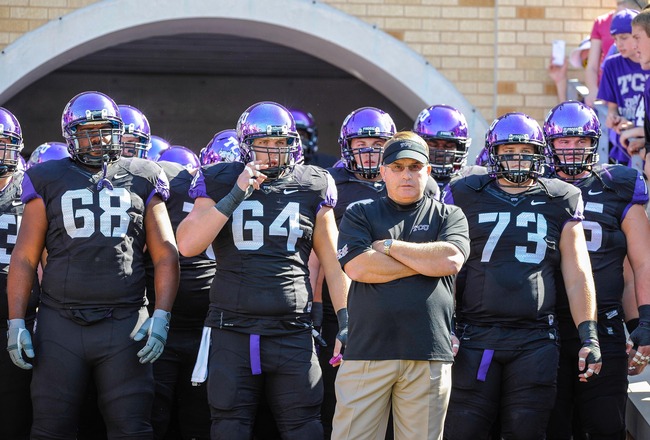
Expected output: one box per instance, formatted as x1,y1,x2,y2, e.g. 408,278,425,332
337,194,469,361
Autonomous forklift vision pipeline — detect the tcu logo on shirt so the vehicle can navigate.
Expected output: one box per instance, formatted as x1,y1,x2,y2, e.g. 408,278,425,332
62,188,132,239
412,224,430,232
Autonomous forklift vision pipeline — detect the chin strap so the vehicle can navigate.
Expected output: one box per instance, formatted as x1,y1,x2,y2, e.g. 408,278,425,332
96,156,114,191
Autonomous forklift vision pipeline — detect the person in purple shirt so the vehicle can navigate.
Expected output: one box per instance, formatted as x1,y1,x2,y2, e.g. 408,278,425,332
597,8,648,165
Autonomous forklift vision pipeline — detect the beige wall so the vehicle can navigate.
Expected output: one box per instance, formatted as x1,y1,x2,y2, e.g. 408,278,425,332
0,0,613,122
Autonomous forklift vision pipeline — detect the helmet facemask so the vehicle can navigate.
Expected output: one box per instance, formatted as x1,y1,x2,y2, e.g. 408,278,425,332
0,136,23,177
342,133,385,179
67,119,123,167
491,150,545,185
243,131,300,180
426,138,470,178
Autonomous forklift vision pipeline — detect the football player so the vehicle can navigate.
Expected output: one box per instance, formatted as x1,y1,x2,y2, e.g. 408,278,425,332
200,129,241,165
442,112,601,439
413,104,478,190
26,142,71,168
544,101,650,439
319,106,396,439
288,107,337,168
176,101,349,439
147,145,214,440
0,107,40,440
148,135,171,162
6,91,179,438
118,104,151,159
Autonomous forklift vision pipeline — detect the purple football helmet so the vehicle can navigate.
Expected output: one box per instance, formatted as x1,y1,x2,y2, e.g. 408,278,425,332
148,135,171,162
200,129,241,165
475,147,490,166
288,108,318,163
0,107,24,177
543,101,600,178
413,105,471,178
486,112,546,185
237,101,302,179
339,107,396,179
27,142,71,168
118,105,151,159
158,146,200,171
61,91,123,167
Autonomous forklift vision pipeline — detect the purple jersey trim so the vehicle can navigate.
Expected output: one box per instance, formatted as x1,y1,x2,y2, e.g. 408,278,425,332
442,184,455,204
188,169,207,199
623,171,649,220
146,174,170,206
20,173,41,204
317,172,338,214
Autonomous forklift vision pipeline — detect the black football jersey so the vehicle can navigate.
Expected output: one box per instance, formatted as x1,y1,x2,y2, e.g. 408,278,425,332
145,161,216,328
190,163,337,333
0,171,39,325
22,158,169,309
445,174,584,328
555,164,649,328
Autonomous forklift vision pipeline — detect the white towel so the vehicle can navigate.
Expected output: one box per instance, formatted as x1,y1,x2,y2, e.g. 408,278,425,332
191,326,211,386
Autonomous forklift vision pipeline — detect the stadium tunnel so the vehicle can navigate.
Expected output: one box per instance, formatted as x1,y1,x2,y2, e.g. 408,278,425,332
0,0,489,161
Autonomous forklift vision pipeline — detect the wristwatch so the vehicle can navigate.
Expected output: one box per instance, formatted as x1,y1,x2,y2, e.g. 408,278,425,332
383,239,393,256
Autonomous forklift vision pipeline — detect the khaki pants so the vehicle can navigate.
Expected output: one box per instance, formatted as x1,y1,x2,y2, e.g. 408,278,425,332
332,359,452,440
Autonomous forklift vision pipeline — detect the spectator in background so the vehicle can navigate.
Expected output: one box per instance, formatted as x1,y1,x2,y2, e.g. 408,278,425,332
597,8,647,165
630,9,650,179
548,38,591,103
585,0,647,107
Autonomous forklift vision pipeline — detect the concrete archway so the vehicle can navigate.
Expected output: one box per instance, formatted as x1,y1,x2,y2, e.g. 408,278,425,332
0,0,488,157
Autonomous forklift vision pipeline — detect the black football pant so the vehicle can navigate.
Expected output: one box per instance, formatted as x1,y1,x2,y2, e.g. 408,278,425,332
547,316,628,440
444,340,559,440
207,328,323,440
30,304,154,440
0,321,33,440
152,327,211,440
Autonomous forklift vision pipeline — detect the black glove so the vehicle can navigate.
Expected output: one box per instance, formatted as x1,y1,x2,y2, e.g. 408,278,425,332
630,305,650,347
336,308,348,347
578,320,601,365
311,302,323,330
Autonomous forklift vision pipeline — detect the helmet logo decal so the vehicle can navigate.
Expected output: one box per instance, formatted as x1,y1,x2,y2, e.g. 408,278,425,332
357,126,380,136
562,127,584,136
265,125,288,136
508,134,530,142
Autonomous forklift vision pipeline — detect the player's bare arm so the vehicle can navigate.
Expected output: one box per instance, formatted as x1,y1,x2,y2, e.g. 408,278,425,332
145,195,179,312
7,198,47,319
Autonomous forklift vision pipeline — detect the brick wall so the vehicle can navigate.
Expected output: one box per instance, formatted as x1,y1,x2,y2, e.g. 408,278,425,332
0,0,614,122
